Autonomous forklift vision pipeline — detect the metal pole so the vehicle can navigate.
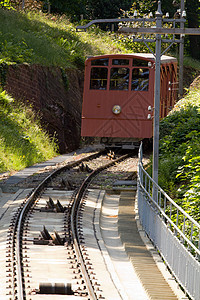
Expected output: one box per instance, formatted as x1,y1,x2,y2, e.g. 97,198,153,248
153,1,163,186
179,0,185,97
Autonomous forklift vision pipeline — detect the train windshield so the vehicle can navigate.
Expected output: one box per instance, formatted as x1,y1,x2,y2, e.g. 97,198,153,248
89,61,149,91
132,68,149,91
112,59,129,65
133,59,149,67
110,67,129,90
91,58,109,66
90,67,108,90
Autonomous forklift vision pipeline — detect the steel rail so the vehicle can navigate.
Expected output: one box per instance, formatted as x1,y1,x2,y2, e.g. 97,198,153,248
71,152,132,299
12,151,103,299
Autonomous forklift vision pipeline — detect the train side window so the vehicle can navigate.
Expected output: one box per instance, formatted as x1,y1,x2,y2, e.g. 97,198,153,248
90,67,108,90
112,59,129,65
110,67,129,90
91,58,109,66
132,68,149,91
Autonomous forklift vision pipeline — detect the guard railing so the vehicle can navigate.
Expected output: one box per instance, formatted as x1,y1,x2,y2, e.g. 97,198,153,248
137,143,200,300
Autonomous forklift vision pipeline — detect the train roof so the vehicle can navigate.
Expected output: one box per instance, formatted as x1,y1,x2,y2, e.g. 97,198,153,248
87,53,177,64
133,53,177,63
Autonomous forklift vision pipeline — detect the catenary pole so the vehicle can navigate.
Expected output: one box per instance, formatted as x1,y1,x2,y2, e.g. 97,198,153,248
179,0,185,97
153,1,163,186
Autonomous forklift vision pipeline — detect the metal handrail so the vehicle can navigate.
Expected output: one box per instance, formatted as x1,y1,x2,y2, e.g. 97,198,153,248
137,143,200,300
138,143,200,255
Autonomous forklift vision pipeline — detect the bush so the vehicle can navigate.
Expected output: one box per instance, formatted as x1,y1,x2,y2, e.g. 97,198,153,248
176,132,200,221
159,106,200,156
157,88,200,221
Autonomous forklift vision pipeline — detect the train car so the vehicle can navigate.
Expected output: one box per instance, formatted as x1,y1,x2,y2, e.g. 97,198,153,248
81,53,177,148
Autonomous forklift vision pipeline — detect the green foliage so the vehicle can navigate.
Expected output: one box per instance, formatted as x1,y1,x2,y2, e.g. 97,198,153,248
126,0,178,16
158,88,200,221
176,132,200,221
0,38,33,64
0,10,82,67
47,0,86,20
158,155,183,198
46,0,133,21
86,0,133,19
0,89,13,107
0,90,58,172
0,0,12,9
159,106,200,155
115,34,156,54
185,0,200,60
0,9,129,68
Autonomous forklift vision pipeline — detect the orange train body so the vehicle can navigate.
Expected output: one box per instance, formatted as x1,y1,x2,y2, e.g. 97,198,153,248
81,53,177,146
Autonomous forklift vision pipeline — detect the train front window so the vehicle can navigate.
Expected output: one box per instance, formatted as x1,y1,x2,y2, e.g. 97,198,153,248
112,59,129,65
110,67,129,90
133,59,149,67
90,67,108,90
132,68,149,91
91,58,109,66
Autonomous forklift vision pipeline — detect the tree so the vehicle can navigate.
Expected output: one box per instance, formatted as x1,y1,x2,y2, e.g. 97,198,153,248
185,0,200,60
86,0,133,19
47,0,86,19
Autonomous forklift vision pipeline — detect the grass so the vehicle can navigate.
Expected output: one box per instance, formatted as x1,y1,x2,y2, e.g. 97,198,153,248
0,9,129,68
0,90,58,173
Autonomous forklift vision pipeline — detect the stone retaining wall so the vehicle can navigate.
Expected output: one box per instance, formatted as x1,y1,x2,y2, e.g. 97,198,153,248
3,64,83,153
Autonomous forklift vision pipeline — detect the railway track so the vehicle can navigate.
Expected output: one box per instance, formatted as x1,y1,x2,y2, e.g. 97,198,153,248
6,150,135,300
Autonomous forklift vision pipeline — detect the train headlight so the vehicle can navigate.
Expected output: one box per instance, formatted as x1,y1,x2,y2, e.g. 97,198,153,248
112,105,121,115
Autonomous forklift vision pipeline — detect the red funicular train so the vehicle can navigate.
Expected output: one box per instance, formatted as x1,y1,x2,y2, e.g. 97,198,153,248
81,53,177,148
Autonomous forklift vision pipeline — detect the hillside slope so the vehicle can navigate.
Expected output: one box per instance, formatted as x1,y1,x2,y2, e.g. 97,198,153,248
0,90,58,173
0,8,129,173
0,8,128,68
157,79,200,221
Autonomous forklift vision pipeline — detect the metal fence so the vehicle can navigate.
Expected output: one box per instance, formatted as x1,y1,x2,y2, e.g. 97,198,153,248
137,143,200,300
